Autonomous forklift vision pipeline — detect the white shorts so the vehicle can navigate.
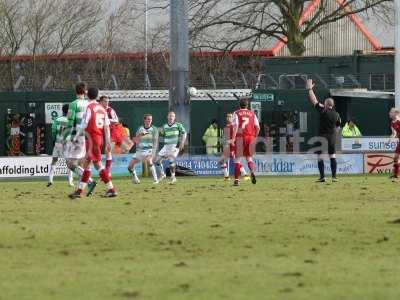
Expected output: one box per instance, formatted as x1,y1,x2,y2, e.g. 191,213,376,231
52,143,64,158
64,136,86,160
133,149,153,161
158,145,179,159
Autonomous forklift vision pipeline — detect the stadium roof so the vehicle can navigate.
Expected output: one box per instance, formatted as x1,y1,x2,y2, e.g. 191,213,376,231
330,89,394,99
0,0,381,62
99,89,252,101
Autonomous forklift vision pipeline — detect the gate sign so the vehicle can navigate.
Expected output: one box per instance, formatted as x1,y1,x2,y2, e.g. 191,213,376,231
45,103,66,124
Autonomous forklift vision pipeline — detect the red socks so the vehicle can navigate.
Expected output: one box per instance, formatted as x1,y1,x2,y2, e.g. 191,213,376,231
99,169,111,184
234,163,241,180
248,161,255,173
394,162,399,176
105,159,112,172
81,169,91,183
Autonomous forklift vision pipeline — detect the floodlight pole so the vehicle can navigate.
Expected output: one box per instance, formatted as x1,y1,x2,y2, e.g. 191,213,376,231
170,0,190,132
144,0,149,89
396,0,400,107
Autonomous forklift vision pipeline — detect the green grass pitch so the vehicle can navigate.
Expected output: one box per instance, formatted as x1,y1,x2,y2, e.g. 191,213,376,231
0,176,400,300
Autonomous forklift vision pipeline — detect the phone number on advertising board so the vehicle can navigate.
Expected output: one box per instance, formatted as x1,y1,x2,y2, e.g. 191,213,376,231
177,160,219,170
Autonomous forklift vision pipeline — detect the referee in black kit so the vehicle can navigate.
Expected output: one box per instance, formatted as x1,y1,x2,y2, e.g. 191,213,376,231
306,79,341,182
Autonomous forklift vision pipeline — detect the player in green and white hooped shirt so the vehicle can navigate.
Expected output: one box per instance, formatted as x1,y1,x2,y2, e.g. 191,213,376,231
47,104,74,187
128,114,159,184
63,82,95,192
155,111,187,184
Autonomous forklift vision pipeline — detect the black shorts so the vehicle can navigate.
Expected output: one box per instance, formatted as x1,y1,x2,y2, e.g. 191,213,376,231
314,134,337,155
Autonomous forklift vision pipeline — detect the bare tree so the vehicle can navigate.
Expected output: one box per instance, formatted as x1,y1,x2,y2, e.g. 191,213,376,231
99,0,146,53
0,0,29,55
0,0,30,89
148,23,170,52
99,0,170,52
26,0,58,54
187,0,392,56
25,0,59,88
51,0,104,55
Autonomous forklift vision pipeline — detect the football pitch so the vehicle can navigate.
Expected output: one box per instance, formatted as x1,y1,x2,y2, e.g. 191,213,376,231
0,176,399,300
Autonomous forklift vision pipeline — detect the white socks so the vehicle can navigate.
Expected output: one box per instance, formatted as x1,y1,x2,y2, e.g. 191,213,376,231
240,167,247,176
222,163,229,177
106,181,114,190
49,164,75,185
68,170,74,185
48,165,55,183
150,165,158,181
158,165,165,177
221,162,244,177
131,169,139,181
106,152,112,160
78,181,87,190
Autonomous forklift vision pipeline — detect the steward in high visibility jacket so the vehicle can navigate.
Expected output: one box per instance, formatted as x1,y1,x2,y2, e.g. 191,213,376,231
202,119,222,155
342,120,362,137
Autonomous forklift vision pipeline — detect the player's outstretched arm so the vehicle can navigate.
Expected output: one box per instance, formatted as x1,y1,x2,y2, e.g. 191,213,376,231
254,114,261,137
66,102,76,128
306,79,319,106
64,102,76,141
74,107,91,141
390,127,397,139
179,132,187,152
109,108,119,124
131,127,141,145
177,123,187,152
386,126,397,146
104,121,112,152
336,114,342,132
153,128,160,154
255,126,260,137
51,119,59,140
231,113,238,144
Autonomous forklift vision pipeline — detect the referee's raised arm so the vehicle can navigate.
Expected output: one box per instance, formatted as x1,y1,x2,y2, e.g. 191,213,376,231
306,79,319,106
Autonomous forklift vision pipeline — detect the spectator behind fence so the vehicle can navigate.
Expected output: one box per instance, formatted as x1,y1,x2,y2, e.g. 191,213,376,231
202,119,221,155
342,118,362,137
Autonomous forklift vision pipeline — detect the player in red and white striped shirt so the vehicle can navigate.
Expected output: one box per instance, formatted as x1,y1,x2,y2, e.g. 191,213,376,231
231,98,260,186
389,107,400,180
69,88,116,199
220,112,248,180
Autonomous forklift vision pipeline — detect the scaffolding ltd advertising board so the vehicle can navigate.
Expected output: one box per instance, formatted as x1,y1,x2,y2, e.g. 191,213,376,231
0,155,141,179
